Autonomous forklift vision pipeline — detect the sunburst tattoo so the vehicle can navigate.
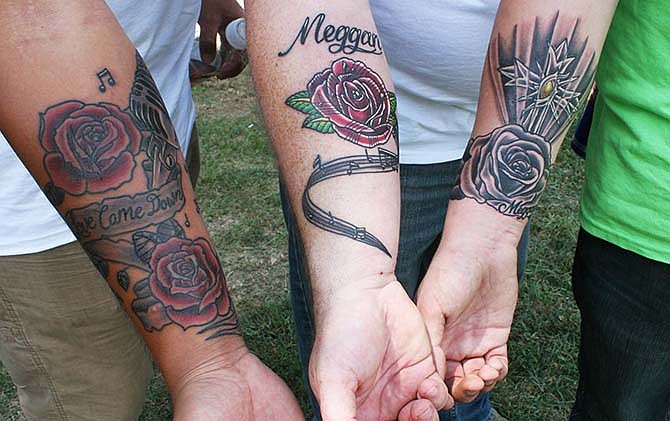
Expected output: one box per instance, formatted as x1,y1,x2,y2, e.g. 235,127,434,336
451,13,597,219
499,40,582,135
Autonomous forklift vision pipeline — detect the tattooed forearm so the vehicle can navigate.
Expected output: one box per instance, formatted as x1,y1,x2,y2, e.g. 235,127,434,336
285,57,398,256
38,53,239,340
452,12,596,219
279,13,383,57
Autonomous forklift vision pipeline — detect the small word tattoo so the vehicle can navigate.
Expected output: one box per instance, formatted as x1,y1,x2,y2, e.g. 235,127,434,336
452,12,596,219
286,57,398,256
279,13,383,57
96,68,116,93
38,52,239,340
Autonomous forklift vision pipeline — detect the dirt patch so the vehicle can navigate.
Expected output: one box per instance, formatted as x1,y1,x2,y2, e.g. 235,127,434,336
192,68,260,121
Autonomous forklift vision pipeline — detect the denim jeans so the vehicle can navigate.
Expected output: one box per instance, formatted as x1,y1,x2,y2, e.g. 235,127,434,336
570,229,670,421
280,160,530,421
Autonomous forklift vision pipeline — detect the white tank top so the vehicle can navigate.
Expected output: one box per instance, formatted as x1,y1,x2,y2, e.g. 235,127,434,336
369,0,500,164
0,0,200,255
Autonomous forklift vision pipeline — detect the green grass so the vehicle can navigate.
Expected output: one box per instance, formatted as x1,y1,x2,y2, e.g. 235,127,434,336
0,70,587,420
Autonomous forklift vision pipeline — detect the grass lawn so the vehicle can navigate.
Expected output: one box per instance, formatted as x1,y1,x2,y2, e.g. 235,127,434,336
0,69,586,420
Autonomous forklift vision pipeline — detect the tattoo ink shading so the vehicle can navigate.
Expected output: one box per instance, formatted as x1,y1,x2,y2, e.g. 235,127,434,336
38,53,240,340
39,100,141,196
287,58,396,148
279,13,383,57
304,150,398,257
286,58,398,256
452,13,596,219
96,68,116,92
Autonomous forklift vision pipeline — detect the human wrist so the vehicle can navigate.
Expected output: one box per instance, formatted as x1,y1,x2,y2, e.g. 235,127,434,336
311,270,397,334
161,334,249,397
441,198,526,253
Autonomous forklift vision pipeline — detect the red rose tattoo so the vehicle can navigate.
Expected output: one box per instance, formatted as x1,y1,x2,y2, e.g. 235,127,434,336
284,58,399,256
286,58,396,148
39,100,141,195
453,125,551,219
148,237,231,329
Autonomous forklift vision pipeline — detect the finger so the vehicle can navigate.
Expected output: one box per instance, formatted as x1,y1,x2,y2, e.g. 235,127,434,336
198,24,219,65
453,358,487,401
480,355,509,393
462,357,485,375
217,51,247,80
478,364,499,392
418,300,446,350
482,380,497,393
450,375,485,403
431,344,447,380
478,364,500,383
444,360,465,391
398,399,439,421
485,355,509,380
418,374,453,410
317,381,357,421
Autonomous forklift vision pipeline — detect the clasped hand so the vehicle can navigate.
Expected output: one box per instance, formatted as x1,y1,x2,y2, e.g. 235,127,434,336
310,239,518,420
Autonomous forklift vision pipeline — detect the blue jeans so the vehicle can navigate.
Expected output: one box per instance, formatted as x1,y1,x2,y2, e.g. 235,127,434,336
570,229,670,421
280,160,530,420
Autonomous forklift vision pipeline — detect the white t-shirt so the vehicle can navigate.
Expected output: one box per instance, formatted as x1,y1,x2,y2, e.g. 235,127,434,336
370,0,500,164
0,0,200,256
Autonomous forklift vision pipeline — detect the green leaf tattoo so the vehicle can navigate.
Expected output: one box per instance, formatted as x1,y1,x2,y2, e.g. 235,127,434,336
302,114,335,133
285,91,318,115
388,92,398,141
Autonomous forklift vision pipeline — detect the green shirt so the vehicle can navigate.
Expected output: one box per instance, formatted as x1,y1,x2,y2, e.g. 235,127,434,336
580,0,670,263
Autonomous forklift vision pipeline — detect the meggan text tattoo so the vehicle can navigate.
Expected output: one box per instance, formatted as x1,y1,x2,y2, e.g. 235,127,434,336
279,13,384,57
286,57,399,257
452,13,596,219
38,53,239,340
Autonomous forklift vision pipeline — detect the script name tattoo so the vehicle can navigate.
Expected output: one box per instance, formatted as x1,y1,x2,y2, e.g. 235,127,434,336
38,52,239,340
285,57,398,256
279,13,383,57
452,13,596,219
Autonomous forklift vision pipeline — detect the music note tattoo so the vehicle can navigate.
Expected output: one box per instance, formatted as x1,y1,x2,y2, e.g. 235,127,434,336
96,68,117,93
302,149,399,257
38,53,239,341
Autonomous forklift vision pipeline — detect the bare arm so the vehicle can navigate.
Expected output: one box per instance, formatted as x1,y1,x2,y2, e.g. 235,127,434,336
416,0,619,400
0,2,300,419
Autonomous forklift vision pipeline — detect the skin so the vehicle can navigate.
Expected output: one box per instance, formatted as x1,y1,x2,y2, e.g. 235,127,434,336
198,0,248,79
0,2,302,419
415,0,619,400
247,0,452,419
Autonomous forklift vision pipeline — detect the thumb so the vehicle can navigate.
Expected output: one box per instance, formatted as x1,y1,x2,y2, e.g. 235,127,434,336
418,296,446,356
315,380,357,421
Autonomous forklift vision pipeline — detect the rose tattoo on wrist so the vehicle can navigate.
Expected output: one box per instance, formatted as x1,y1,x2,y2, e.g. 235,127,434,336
130,226,238,338
285,58,399,256
452,13,596,219
454,125,550,219
148,237,231,328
